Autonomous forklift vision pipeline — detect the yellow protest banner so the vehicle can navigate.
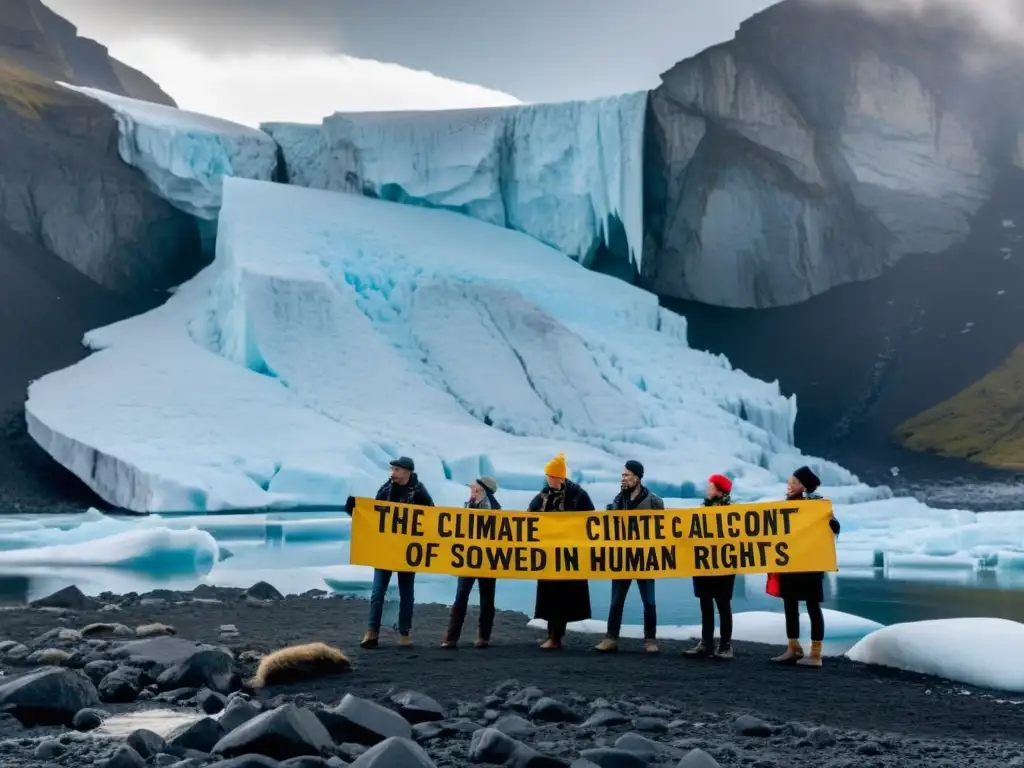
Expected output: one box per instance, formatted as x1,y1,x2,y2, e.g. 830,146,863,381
349,497,838,579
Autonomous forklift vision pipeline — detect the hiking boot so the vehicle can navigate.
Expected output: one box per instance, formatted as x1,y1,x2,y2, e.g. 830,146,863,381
440,639,457,649
796,640,823,667
644,639,660,653
714,642,734,659
682,641,713,657
475,636,489,649
359,630,379,649
594,638,619,653
397,634,413,648
771,640,804,663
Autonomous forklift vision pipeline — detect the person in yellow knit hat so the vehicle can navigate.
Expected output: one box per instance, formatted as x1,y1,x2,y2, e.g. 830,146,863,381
527,452,594,650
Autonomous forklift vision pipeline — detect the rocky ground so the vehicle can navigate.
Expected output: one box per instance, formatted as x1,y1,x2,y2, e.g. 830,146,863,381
0,584,1019,768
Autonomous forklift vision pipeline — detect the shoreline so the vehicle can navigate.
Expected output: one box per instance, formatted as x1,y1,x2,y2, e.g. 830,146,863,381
0,584,1020,767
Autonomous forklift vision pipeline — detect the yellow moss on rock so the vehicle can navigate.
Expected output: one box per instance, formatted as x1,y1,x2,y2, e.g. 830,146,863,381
895,344,1024,469
0,60,75,118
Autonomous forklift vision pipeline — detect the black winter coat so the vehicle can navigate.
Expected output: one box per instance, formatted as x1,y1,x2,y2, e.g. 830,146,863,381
692,495,736,600
375,473,435,506
777,492,839,603
529,480,593,624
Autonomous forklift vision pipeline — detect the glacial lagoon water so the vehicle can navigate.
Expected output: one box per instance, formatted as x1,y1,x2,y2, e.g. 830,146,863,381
3,509,1024,647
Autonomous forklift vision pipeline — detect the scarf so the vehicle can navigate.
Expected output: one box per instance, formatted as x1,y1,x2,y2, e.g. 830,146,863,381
703,494,732,507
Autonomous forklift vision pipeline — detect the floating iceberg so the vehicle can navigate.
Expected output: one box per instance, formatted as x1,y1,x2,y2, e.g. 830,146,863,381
0,527,218,576
846,618,1024,692
27,177,865,512
60,83,278,221
264,91,647,276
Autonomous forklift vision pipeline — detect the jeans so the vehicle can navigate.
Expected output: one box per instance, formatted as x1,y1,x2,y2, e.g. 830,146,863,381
606,579,657,639
784,598,824,642
367,569,415,635
445,577,496,642
700,596,733,645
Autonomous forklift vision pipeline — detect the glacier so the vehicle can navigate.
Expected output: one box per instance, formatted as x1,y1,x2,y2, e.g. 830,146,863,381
26,175,871,513
263,91,647,277
59,83,278,222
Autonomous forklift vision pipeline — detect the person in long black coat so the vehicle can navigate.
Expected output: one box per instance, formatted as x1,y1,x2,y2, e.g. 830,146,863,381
529,453,593,650
683,473,737,659
771,465,840,668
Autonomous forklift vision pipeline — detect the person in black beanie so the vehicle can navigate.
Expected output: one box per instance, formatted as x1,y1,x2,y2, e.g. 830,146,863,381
770,465,840,668
594,460,665,653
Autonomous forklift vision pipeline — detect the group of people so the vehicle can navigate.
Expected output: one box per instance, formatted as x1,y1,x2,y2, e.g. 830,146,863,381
351,453,841,668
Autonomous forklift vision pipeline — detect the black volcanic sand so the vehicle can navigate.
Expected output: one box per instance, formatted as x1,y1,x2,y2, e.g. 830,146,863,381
0,586,1021,767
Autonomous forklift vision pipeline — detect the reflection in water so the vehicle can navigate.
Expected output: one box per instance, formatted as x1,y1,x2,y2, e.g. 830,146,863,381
95,709,199,738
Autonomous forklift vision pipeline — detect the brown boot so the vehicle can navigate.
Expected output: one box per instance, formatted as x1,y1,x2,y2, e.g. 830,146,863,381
797,640,823,667
594,638,618,652
360,630,379,649
771,639,804,663
397,634,413,648
683,640,713,657
644,639,660,653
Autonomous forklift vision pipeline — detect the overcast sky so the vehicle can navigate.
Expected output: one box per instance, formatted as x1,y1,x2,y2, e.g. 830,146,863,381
43,0,776,124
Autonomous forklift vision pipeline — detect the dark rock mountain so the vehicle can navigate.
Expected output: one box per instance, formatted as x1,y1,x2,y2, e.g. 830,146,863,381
0,0,199,512
642,0,1024,494
0,0,174,105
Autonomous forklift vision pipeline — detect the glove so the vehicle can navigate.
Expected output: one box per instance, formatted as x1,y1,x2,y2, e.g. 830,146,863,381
344,496,356,515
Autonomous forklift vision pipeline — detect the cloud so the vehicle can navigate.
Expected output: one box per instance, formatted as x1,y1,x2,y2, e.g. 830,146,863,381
815,0,1024,43
107,38,522,127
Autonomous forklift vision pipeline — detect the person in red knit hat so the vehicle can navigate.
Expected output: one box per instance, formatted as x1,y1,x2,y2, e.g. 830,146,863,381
683,473,737,659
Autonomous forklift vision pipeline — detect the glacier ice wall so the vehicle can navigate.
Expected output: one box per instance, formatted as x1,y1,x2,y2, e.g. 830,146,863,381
263,91,647,276
60,84,278,221
26,177,869,513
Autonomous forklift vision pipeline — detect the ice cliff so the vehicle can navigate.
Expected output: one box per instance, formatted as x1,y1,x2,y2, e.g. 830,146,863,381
60,84,278,222
25,177,869,513
264,92,647,278
642,0,1020,308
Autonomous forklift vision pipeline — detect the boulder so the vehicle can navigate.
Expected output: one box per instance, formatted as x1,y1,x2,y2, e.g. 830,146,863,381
469,728,519,763
72,707,104,731
316,693,412,746
506,686,544,712
0,667,99,726
493,714,536,738
245,582,284,601
27,647,72,666
389,691,445,724
99,666,143,703
104,745,147,768
31,585,93,610
158,647,238,694
136,623,177,638
168,716,227,753
349,736,435,767
580,709,629,729
213,703,335,761
220,696,261,731
84,659,118,684
126,728,167,759
677,748,722,768
200,687,229,714
577,748,647,768
206,756,282,768
281,757,332,768
82,622,134,638
529,697,580,723
732,715,772,737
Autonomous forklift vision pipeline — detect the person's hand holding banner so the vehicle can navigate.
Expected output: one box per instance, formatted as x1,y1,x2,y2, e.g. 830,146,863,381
348,497,838,580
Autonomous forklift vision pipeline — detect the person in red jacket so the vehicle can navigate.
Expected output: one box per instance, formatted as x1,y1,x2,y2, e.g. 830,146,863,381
683,474,737,659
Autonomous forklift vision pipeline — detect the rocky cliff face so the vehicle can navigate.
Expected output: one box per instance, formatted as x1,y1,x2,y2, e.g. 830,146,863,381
643,0,1022,309
0,0,175,106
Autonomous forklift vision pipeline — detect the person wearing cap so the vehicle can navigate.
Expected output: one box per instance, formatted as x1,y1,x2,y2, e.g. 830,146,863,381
769,465,840,668
359,456,434,650
683,473,737,659
529,453,594,650
594,460,665,654
442,476,502,649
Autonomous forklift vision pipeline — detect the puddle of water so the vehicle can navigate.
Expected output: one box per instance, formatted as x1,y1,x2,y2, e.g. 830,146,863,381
94,708,200,738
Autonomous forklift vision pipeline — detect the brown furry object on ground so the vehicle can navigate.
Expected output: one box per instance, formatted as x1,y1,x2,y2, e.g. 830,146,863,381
252,642,351,688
